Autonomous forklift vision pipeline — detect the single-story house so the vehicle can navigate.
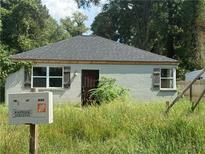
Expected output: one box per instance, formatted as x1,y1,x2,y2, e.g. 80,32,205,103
185,69,205,81
5,35,178,104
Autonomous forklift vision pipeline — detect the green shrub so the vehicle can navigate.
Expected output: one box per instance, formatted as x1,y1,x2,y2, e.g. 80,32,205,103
90,77,129,104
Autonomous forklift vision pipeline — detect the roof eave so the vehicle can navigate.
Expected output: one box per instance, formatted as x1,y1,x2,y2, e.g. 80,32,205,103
11,58,179,65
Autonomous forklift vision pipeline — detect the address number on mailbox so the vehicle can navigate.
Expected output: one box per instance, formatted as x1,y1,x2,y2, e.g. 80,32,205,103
13,110,32,117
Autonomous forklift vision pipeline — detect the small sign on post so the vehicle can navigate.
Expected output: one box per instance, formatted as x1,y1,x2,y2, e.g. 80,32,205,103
8,91,53,124
8,91,53,154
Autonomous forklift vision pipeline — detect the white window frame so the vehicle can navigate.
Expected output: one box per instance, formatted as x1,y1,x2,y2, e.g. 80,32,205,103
160,68,176,91
31,66,64,89
31,66,47,88
49,66,64,88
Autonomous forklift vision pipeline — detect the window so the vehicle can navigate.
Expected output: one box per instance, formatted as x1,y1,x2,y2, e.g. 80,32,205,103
49,67,63,88
32,67,47,87
32,66,63,88
160,68,176,90
152,68,176,90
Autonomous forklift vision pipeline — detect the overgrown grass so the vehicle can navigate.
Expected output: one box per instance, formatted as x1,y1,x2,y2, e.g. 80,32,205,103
0,100,205,154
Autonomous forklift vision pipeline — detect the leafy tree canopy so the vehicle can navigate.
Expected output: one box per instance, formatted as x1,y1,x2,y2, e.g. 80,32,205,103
2,0,48,52
75,0,100,8
1,0,89,54
61,12,88,36
0,44,31,87
91,0,205,73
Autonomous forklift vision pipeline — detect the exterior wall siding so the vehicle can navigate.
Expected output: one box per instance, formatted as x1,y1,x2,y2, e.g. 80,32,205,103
5,63,178,104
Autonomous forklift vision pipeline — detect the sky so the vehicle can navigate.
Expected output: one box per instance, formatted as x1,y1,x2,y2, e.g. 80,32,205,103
41,0,107,34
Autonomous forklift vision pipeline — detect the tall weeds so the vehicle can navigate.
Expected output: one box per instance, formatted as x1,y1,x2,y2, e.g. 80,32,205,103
0,100,204,154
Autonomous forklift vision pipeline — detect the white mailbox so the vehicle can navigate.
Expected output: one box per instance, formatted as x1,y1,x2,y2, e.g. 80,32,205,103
8,92,53,124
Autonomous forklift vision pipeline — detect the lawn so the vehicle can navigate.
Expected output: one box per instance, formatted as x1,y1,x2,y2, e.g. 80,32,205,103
0,100,205,154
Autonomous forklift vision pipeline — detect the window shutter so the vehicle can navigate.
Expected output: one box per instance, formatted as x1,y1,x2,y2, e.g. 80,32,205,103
24,67,31,88
152,68,160,89
64,66,71,88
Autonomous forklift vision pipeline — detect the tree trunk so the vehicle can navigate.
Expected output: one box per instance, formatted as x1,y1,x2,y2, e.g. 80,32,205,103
166,34,175,58
0,86,5,103
166,1,175,58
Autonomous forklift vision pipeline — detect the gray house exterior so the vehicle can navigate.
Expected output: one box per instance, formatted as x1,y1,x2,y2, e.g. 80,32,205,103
5,35,178,104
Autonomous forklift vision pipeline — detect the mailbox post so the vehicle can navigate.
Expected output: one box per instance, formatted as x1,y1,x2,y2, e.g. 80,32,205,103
8,90,53,154
29,123,38,154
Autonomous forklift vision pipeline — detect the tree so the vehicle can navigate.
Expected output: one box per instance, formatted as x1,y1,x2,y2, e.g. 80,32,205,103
196,0,205,66
152,0,203,70
61,12,88,36
0,44,31,102
1,0,92,54
0,45,31,87
92,0,159,50
91,0,205,73
75,0,100,8
1,0,68,53
44,17,69,43
2,0,47,52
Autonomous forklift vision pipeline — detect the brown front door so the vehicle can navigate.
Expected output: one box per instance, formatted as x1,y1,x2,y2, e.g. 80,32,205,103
81,70,99,105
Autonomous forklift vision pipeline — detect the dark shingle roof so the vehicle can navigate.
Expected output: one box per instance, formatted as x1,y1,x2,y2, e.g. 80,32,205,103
12,35,177,63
